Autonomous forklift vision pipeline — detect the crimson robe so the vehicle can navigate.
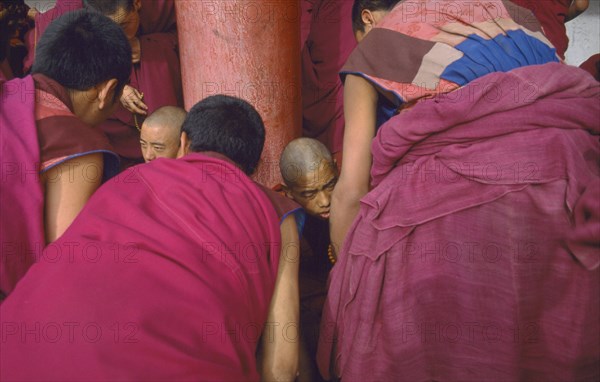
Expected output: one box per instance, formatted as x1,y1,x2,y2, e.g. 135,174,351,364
318,63,600,381
0,152,287,381
0,74,118,297
301,0,356,156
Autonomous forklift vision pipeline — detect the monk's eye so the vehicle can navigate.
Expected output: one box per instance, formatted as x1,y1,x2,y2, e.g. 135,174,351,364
153,146,165,152
301,191,317,199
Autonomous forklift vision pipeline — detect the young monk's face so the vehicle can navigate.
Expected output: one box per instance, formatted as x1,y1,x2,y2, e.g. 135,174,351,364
140,124,181,162
285,160,338,220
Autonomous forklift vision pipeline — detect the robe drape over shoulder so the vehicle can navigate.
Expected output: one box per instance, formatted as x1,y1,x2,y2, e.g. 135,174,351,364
319,1,600,380
0,152,286,381
0,75,118,297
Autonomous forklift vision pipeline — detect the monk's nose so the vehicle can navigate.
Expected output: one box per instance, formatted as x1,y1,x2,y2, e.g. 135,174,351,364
316,191,331,208
145,147,155,162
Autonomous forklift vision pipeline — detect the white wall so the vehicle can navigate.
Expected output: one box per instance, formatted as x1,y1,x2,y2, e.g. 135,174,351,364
24,0,57,13
566,0,600,66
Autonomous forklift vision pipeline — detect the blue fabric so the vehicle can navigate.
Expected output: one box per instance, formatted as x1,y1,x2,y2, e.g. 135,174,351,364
442,30,559,86
281,207,306,236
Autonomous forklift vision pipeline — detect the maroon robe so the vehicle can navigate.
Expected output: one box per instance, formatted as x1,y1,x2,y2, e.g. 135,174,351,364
510,0,571,59
318,63,600,380
0,75,118,297
23,0,176,73
301,0,356,156
100,31,183,162
0,152,291,381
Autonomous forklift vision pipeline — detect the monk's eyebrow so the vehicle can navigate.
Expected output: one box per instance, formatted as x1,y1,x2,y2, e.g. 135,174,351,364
324,177,337,187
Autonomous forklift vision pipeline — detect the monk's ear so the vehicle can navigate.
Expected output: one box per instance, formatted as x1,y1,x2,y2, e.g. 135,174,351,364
177,131,191,158
133,0,142,11
361,9,376,29
97,79,118,110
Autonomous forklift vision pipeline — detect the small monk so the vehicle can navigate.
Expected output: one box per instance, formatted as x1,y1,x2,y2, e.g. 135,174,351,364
279,137,339,381
139,106,186,162
0,9,130,298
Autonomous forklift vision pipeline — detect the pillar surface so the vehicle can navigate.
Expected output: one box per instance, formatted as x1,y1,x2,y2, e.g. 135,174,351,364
175,0,301,186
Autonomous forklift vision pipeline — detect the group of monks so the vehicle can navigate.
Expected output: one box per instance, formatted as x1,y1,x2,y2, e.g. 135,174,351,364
1,0,599,381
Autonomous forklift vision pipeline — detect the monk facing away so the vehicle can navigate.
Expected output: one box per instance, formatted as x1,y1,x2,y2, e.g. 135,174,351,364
1,95,302,381
0,9,130,299
139,105,186,162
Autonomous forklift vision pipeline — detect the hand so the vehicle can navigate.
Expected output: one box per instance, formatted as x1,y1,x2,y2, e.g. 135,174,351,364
120,84,147,115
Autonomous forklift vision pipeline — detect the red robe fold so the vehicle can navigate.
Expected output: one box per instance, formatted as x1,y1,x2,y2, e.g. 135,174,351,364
318,63,600,381
0,153,283,381
0,75,118,297
301,0,356,156
510,0,571,59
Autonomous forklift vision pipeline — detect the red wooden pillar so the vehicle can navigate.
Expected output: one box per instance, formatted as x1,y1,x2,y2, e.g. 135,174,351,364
175,0,301,186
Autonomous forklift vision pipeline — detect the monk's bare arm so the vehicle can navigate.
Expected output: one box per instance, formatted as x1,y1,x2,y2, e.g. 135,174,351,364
42,153,104,243
260,215,300,381
330,74,378,255
566,0,589,21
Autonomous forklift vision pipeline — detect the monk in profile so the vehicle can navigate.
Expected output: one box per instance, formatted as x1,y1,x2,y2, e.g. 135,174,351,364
0,9,131,298
139,106,186,162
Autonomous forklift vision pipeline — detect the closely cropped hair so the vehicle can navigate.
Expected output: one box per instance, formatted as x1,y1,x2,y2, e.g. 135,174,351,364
32,9,131,95
83,0,134,16
352,0,400,33
182,95,265,175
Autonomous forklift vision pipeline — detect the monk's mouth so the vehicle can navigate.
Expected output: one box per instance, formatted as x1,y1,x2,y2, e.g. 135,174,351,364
320,212,330,219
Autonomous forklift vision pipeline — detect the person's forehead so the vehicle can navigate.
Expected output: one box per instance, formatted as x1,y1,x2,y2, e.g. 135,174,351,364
292,163,336,190
141,124,179,141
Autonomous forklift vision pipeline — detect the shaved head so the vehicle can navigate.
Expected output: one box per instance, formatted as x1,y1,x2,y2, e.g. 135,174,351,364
280,138,338,219
144,106,187,130
140,106,186,162
280,138,333,185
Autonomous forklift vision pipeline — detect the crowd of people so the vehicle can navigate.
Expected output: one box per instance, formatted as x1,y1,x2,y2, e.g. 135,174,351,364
1,0,598,381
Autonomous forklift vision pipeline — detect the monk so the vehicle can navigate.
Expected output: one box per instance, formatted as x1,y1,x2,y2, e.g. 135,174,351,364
1,95,302,381
83,0,183,166
280,137,339,380
320,1,599,380
301,0,357,162
139,106,186,162
0,9,130,298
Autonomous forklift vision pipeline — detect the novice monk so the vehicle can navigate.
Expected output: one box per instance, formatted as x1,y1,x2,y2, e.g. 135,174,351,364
1,95,302,381
280,138,338,380
0,9,130,298
139,106,186,162
84,0,183,167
